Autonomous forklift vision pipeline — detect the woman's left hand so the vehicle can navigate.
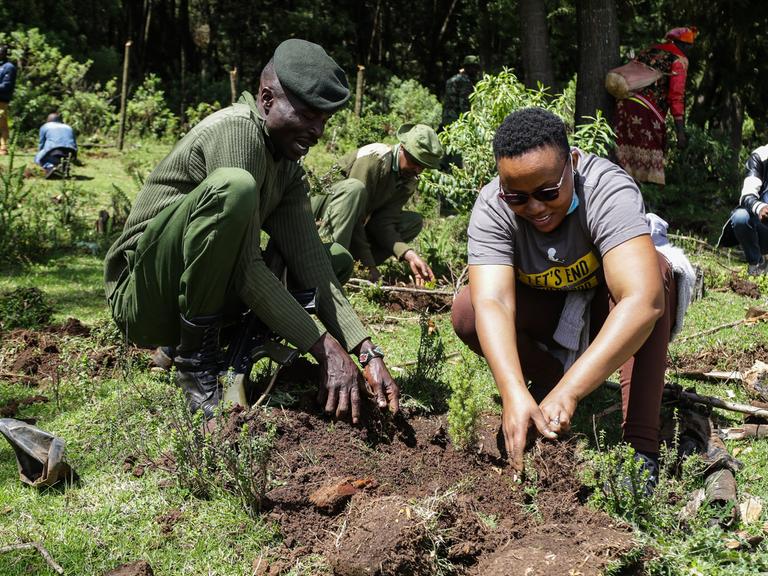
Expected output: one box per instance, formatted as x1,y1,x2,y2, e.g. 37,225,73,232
538,389,579,436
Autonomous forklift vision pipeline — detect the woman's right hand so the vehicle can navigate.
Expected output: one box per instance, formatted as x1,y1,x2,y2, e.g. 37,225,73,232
501,388,558,472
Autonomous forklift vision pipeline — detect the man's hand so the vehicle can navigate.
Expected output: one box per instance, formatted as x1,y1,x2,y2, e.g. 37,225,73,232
363,358,400,414
403,249,435,287
538,388,579,436
759,205,768,221
309,333,363,424
501,388,557,472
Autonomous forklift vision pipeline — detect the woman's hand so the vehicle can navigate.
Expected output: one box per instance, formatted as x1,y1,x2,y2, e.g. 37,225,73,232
539,388,579,436
501,388,557,472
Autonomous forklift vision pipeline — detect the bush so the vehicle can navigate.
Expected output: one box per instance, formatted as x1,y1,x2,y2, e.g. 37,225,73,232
377,76,442,128
126,74,179,140
59,80,118,139
419,69,615,214
446,358,481,451
398,312,449,413
0,28,110,142
0,287,54,330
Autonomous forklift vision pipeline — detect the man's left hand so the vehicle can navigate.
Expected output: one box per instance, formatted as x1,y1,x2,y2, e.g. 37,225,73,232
403,250,435,287
363,358,400,415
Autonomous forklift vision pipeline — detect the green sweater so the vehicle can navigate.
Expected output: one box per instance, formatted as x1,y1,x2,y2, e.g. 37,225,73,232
336,143,418,266
104,92,369,352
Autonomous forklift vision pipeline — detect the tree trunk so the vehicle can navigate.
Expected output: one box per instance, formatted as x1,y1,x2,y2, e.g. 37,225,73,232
576,0,619,125
518,0,554,89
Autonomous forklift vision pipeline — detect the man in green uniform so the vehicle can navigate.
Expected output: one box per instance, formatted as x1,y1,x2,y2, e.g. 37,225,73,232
440,55,481,129
311,124,442,286
104,39,399,422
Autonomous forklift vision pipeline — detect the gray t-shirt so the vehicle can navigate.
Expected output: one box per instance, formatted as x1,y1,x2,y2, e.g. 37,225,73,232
467,149,649,291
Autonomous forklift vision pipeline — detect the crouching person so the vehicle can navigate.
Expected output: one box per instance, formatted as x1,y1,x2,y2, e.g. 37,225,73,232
451,108,687,494
312,124,443,286
104,39,399,421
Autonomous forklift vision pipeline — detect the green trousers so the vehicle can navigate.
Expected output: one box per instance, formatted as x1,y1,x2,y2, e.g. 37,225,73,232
109,168,353,347
312,178,422,265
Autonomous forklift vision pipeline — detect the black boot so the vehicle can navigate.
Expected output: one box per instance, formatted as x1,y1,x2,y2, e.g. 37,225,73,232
173,315,222,419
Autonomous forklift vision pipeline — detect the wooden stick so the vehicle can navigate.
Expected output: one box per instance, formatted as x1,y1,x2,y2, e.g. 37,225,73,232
604,380,768,420
677,312,768,342
0,542,64,574
347,278,454,296
117,40,132,151
395,351,461,368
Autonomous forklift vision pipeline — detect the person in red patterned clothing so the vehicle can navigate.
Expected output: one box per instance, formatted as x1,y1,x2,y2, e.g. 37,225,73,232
613,26,698,185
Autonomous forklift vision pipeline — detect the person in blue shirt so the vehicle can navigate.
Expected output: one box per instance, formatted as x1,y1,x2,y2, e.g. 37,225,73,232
0,45,17,156
34,113,78,178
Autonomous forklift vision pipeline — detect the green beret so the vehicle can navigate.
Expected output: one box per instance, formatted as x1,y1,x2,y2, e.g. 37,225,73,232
397,124,443,170
463,55,480,67
273,39,350,112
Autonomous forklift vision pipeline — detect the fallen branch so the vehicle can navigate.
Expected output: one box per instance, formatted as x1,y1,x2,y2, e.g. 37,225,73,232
674,370,742,383
347,278,454,296
0,542,64,574
394,351,462,368
677,312,768,342
604,380,768,420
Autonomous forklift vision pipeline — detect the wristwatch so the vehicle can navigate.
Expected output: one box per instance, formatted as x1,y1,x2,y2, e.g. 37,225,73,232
359,345,385,367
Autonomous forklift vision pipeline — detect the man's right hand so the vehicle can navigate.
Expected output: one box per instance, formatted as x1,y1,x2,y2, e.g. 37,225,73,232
501,388,557,472
759,205,768,221
309,333,363,424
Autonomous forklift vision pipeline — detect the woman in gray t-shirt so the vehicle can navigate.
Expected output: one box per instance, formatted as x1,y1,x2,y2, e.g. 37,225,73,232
451,108,677,493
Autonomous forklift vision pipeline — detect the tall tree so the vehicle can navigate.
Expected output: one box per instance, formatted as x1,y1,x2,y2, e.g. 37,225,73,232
518,0,554,89
575,0,619,124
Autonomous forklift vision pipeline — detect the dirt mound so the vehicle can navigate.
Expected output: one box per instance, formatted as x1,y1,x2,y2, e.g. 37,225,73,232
0,394,48,418
382,290,452,313
673,342,768,373
476,523,635,576
258,402,635,574
0,319,134,385
728,275,760,298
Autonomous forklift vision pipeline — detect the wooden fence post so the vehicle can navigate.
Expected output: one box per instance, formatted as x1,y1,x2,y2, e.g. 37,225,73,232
117,40,132,151
230,67,238,104
354,65,365,117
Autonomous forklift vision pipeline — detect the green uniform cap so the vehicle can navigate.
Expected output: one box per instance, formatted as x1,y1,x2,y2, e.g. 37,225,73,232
463,55,480,67
273,39,350,112
397,124,443,169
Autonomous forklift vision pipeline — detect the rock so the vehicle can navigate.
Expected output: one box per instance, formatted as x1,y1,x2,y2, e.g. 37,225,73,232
308,477,377,513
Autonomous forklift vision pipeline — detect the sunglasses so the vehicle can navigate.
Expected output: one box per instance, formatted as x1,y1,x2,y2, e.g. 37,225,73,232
498,155,571,206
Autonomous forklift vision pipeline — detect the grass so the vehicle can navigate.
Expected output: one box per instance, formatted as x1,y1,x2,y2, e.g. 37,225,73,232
1,143,768,574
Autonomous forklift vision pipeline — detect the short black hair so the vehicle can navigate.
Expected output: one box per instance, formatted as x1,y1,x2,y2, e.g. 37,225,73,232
493,107,569,161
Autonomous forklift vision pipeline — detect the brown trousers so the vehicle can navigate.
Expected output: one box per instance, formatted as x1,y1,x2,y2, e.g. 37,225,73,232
451,252,676,454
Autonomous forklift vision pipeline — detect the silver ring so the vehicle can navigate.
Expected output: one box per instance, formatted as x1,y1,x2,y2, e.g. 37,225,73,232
550,417,560,426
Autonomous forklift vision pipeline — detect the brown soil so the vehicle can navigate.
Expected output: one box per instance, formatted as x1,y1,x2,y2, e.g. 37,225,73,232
103,560,154,576
381,290,453,313
673,342,768,373
727,275,760,298
0,394,48,418
156,509,183,535
231,395,638,575
0,318,140,385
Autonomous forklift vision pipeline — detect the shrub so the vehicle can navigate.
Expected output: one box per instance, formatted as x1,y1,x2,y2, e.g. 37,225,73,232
0,287,54,331
379,76,442,128
59,80,118,139
183,100,222,133
419,69,615,214
126,74,179,140
0,28,109,142
398,311,449,413
446,358,481,451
